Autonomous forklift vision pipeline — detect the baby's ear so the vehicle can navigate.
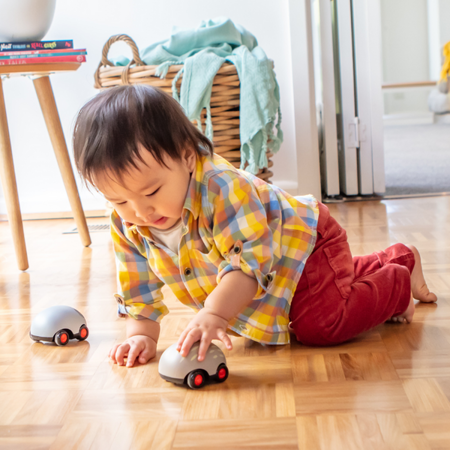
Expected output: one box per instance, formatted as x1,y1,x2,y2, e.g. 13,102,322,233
184,147,197,172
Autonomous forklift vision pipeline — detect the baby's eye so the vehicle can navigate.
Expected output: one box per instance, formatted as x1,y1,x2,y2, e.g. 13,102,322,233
146,187,160,197
116,201,127,205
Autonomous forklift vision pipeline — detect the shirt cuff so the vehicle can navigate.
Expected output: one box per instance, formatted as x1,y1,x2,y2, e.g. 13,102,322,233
114,294,169,322
216,240,275,299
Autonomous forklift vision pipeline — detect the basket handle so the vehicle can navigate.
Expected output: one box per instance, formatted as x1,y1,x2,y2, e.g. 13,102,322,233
94,34,145,89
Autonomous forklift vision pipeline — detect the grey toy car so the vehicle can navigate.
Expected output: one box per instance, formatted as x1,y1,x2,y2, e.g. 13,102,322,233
29,305,89,346
158,342,228,389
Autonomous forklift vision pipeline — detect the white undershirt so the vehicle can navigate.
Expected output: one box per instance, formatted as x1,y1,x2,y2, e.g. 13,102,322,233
149,219,183,254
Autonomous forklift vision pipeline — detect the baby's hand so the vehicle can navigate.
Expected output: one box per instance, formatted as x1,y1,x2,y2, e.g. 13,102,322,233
177,308,233,361
109,335,157,368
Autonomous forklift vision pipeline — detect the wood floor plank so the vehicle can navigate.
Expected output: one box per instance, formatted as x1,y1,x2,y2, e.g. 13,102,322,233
0,425,61,449
294,381,412,414
403,379,450,413
172,418,298,449
71,389,187,420
419,413,450,450
356,414,389,450
48,420,120,450
296,415,322,450
275,382,296,417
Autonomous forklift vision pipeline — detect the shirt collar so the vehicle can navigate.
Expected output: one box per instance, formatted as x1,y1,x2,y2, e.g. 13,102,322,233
182,153,205,222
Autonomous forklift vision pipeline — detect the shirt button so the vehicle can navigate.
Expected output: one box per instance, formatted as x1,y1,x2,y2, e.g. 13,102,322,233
184,268,192,276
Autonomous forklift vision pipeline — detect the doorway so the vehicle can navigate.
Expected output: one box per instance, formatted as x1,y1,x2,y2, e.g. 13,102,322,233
381,0,450,196
312,0,450,200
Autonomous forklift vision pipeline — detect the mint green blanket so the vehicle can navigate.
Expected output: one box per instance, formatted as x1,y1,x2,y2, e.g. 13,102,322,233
113,17,283,174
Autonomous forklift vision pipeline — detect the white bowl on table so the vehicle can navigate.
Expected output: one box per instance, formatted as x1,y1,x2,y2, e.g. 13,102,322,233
0,0,56,43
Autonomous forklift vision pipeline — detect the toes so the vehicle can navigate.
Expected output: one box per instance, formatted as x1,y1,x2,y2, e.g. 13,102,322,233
388,316,408,324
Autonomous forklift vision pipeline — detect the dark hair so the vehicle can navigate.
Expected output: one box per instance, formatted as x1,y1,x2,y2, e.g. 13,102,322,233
72,84,213,186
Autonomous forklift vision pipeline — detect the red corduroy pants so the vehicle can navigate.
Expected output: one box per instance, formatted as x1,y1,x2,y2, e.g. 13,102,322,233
289,202,415,346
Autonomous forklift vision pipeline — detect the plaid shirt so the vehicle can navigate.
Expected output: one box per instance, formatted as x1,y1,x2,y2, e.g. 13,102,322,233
112,153,319,344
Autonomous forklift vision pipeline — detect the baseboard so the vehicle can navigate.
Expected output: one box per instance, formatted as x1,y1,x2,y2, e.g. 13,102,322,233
383,112,434,126
0,210,108,221
434,113,450,124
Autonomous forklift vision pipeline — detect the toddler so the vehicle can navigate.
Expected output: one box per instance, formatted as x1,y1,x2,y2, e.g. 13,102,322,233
73,85,437,367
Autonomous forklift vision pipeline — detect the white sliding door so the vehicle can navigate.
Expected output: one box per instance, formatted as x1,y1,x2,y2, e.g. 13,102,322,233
288,0,385,198
365,0,386,194
333,0,358,195
352,0,385,195
318,0,386,196
314,0,340,196
289,0,322,201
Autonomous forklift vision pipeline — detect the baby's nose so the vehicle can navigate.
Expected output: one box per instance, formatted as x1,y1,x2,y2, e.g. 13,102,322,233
135,205,154,219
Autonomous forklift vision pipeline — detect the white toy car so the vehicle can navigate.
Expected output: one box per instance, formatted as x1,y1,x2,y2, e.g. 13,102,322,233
29,305,89,346
159,342,229,389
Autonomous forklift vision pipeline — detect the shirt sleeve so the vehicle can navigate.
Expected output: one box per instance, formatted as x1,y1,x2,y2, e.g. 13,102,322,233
111,212,169,322
206,171,276,299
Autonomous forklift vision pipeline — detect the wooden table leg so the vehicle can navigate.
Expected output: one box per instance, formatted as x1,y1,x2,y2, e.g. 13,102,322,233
0,78,29,271
33,75,91,247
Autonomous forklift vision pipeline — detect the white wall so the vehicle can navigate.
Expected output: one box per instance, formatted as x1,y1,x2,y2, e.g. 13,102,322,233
439,0,450,48
380,0,431,115
380,0,450,116
0,0,297,215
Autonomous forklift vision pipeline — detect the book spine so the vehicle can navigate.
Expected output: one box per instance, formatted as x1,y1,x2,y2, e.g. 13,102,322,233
0,51,87,60
0,55,86,65
0,40,73,52
0,48,86,57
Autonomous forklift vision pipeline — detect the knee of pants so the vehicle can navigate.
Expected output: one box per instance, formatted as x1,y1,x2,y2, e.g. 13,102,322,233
377,243,415,274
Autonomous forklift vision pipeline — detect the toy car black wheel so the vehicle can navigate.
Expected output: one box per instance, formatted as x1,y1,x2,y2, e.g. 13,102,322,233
187,370,207,389
54,330,69,346
78,325,89,341
216,363,229,383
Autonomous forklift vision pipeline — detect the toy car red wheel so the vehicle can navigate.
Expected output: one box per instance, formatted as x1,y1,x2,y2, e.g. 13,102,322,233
187,370,207,389
78,325,89,341
216,363,229,383
55,330,69,346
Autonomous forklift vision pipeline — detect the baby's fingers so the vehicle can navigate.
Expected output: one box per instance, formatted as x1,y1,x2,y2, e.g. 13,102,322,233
137,346,155,365
218,331,233,351
109,343,121,363
197,336,212,362
115,343,130,366
126,345,141,367
176,327,190,352
180,328,202,357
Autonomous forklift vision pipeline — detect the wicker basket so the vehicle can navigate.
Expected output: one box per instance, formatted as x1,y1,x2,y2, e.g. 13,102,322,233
94,34,273,182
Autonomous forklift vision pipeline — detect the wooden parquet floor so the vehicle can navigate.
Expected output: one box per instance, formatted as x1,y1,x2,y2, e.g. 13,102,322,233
0,197,449,449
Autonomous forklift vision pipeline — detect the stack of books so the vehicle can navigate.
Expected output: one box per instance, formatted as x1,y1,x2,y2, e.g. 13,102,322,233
0,39,86,66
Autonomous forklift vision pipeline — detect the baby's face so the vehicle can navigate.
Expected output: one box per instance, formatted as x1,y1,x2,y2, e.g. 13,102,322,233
95,146,196,229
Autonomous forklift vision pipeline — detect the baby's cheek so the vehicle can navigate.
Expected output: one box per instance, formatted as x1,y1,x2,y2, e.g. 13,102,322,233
116,206,135,222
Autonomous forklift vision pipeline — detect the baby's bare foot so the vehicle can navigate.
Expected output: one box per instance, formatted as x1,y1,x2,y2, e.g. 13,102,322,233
388,292,415,324
407,245,437,303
